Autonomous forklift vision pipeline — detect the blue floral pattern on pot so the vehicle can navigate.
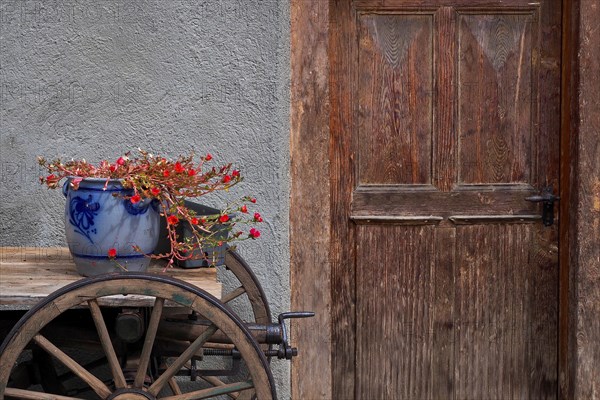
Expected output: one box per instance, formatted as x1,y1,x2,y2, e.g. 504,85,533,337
123,197,152,215
63,178,160,276
69,195,100,243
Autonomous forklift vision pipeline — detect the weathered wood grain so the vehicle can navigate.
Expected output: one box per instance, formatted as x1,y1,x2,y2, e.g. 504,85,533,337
352,184,540,217
570,0,600,397
134,297,164,388
559,2,573,394
88,299,127,389
0,247,221,309
330,0,357,398
290,0,332,398
455,224,557,398
560,1,576,398
458,13,534,184
358,14,433,185
435,7,457,192
432,227,456,398
356,225,436,399
4,387,84,400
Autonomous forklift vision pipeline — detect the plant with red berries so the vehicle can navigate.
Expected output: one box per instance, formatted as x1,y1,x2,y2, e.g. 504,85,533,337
38,149,262,267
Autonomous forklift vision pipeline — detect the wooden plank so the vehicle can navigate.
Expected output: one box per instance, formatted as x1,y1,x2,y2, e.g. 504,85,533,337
434,6,457,192
290,0,332,399
330,0,357,398
351,215,443,225
356,225,435,398
455,225,521,398
454,224,557,398
571,0,600,397
0,247,221,309
352,185,540,217
432,227,455,398
559,1,575,398
0,247,75,263
448,214,540,224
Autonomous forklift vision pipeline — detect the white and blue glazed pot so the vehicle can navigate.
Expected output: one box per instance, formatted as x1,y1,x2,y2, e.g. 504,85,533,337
62,178,160,276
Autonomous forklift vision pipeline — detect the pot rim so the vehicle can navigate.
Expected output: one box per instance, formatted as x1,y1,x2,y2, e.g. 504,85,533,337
62,176,129,195
66,176,124,183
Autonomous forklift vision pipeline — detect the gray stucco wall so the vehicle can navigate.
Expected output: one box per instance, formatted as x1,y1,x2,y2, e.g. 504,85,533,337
0,0,291,397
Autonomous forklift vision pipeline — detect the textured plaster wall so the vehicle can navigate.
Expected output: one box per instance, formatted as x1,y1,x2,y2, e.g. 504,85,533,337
0,0,291,397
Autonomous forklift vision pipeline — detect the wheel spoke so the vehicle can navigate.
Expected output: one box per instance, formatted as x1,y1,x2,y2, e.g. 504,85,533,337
134,297,165,388
168,377,183,395
57,356,108,381
221,286,246,304
32,334,112,398
148,324,218,396
88,299,127,389
160,380,253,400
4,387,85,400
201,376,240,399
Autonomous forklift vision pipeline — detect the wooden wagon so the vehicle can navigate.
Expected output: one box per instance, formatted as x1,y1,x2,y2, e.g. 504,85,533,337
0,247,312,400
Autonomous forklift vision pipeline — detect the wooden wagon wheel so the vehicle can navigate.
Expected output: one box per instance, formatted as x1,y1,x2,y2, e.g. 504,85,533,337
0,273,276,400
220,248,271,325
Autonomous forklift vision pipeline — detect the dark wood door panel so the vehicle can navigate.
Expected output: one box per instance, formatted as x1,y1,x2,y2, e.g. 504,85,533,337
457,11,538,185
354,5,548,194
354,221,558,399
358,13,434,185
356,224,439,399
455,224,558,399
331,0,561,398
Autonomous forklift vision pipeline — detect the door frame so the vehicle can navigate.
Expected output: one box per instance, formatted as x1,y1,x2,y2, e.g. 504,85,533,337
290,0,595,398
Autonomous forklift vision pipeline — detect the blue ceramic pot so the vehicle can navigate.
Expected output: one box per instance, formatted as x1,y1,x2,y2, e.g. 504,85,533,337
63,178,160,276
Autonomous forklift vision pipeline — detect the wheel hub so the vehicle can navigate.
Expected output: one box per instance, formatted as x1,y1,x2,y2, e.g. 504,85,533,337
107,388,155,400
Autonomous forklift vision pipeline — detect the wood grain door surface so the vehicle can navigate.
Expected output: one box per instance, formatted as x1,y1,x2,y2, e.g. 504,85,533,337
330,0,561,399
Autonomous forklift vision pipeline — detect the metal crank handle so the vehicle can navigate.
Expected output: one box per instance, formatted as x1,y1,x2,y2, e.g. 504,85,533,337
277,311,315,360
278,311,315,323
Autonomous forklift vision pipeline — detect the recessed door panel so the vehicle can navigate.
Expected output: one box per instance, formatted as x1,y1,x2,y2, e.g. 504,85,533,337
458,13,536,185
358,14,434,185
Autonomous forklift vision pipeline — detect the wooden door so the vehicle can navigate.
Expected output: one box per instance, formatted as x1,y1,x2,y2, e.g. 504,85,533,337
330,0,562,398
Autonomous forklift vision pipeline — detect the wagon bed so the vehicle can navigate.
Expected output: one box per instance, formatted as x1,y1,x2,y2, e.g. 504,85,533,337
0,247,221,310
